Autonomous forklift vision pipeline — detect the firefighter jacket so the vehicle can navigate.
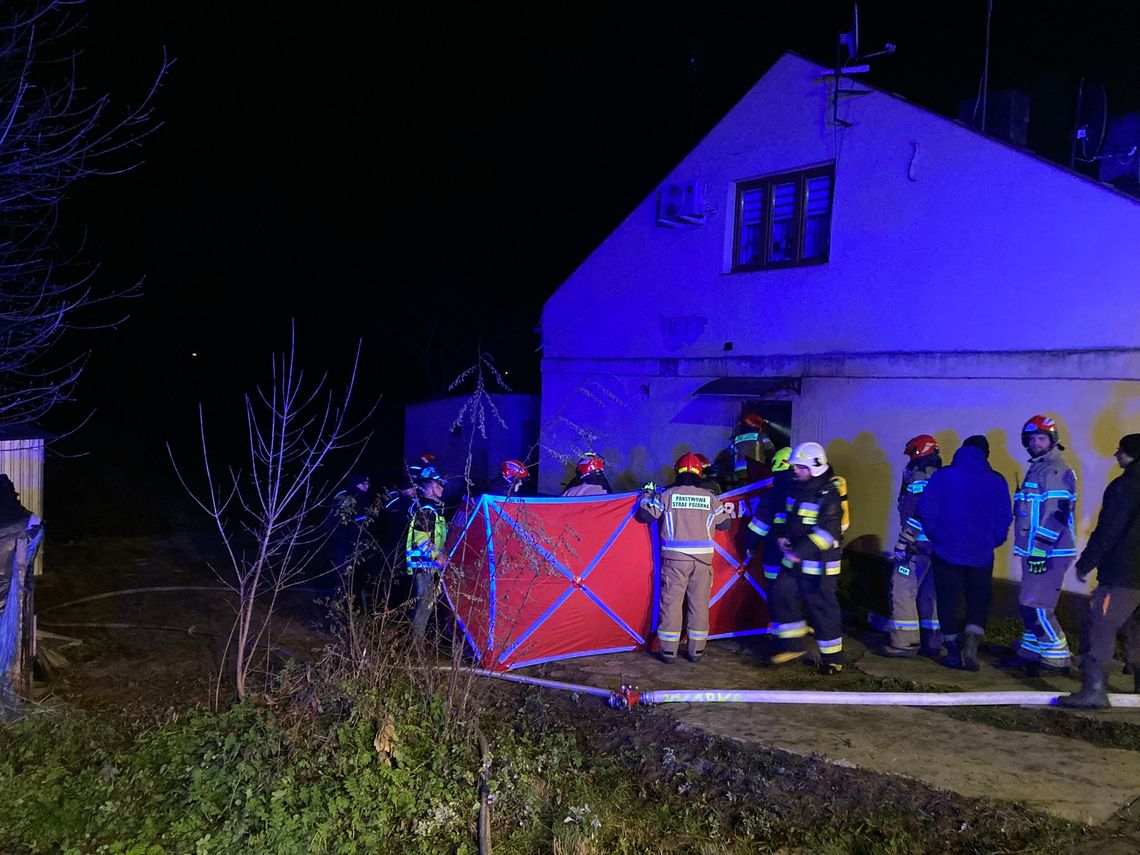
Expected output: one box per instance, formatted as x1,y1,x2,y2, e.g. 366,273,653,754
772,473,844,576
1013,447,1077,559
639,484,730,562
895,453,942,553
1075,459,1140,588
745,468,793,576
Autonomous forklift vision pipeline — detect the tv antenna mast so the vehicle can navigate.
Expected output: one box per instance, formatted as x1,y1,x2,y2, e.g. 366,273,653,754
832,2,896,127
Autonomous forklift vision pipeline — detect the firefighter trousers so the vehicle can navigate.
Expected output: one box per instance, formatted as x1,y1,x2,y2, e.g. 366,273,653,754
769,570,843,664
1015,556,1073,667
887,549,941,651
657,554,712,658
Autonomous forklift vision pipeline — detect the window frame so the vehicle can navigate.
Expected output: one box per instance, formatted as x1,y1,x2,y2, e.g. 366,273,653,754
731,164,835,272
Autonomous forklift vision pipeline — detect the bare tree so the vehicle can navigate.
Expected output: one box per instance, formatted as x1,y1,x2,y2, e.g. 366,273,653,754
170,328,375,703
0,1,169,426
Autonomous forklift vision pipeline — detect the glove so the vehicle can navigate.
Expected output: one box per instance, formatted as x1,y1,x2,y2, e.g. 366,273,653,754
641,481,657,494
1075,562,1093,583
892,541,912,564
1026,548,1048,575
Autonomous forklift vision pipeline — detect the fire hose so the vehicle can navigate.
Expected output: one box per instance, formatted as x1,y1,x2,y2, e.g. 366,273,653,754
454,668,1140,710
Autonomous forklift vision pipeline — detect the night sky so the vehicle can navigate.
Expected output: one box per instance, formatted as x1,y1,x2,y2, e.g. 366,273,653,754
40,2,1140,502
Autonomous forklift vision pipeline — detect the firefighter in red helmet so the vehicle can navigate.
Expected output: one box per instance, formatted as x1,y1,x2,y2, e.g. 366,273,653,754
495,459,530,496
638,452,731,663
878,434,944,658
1001,414,1078,676
563,452,613,496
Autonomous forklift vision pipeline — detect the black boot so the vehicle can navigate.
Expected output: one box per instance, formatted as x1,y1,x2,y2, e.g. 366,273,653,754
1057,668,1110,710
961,632,981,672
939,640,963,669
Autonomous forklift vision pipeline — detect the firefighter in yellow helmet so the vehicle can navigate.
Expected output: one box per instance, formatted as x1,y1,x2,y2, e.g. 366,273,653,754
639,453,731,663
742,447,793,583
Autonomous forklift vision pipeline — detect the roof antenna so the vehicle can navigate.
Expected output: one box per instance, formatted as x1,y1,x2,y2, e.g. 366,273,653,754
833,2,896,127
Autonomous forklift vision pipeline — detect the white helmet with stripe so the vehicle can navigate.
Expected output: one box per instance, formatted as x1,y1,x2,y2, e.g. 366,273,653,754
788,442,828,476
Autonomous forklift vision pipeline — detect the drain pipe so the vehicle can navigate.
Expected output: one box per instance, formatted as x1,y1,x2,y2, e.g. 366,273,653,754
454,668,1140,709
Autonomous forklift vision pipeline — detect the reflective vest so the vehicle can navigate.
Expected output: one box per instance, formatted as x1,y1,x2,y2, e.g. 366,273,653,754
405,503,448,573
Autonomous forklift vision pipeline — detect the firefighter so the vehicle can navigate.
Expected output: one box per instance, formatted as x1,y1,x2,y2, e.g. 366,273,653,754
562,452,613,496
878,435,943,657
328,471,373,604
732,413,776,486
743,446,793,582
386,466,450,640
768,442,846,675
1001,415,1078,675
638,452,732,663
494,459,530,496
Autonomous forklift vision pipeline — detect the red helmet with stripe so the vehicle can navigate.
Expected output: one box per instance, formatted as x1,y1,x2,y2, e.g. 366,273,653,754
576,453,605,476
501,459,529,480
904,434,939,460
675,453,704,476
1021,415,1060,450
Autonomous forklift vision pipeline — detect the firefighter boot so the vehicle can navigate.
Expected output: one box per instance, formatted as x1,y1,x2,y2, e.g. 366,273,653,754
1057,667,1109,710
939,639,963,670
961,632,981,672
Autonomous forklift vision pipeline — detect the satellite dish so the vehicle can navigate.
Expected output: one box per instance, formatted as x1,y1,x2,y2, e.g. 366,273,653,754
840,2,860,65
1073,78,1108,164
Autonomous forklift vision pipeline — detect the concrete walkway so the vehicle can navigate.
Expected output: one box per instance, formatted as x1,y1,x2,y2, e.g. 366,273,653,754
527,637,1140,825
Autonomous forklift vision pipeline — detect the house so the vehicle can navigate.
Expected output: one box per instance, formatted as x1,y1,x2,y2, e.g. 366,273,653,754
538,52,1140,588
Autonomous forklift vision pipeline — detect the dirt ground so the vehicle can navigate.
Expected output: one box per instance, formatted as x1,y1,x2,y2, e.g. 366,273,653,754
25,534,1140,850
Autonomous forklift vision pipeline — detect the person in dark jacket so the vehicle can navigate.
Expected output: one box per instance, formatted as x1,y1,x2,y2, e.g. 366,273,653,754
1058,433,1140,709
917,435,1013,670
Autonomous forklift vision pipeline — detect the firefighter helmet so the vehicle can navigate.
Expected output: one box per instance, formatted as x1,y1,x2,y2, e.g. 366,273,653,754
788,442,828,476
904,434,939,460
675,452,704,476
742,413,766,431
694,452,712,472
576,452,605,476
1021,415,1061,450
501,459,529,480
771,446,792,472
417,465,445,485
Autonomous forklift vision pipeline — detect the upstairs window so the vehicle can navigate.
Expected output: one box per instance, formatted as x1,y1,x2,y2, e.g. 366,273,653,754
733,165,834,271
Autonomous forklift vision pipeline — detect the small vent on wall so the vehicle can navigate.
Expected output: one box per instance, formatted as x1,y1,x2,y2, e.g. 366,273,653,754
656,180,707,227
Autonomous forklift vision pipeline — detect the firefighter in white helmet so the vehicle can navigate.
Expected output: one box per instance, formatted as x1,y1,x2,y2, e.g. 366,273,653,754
638,453,732,663
768,441,846,675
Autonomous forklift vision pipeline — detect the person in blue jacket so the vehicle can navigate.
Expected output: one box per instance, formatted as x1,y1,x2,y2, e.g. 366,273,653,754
917,435,1013,670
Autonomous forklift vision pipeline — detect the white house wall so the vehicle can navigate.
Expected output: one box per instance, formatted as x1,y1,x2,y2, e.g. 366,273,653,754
541,53,1140,361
